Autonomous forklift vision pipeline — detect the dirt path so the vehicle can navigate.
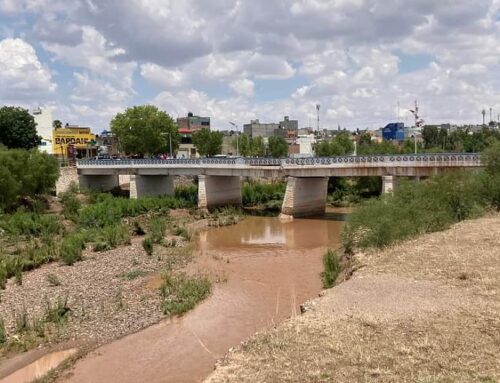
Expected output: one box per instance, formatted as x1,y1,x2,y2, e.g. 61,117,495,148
205,215,500,383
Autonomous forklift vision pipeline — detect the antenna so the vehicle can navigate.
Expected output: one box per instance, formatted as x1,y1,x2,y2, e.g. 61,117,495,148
490,107,493,124
482,109,486,126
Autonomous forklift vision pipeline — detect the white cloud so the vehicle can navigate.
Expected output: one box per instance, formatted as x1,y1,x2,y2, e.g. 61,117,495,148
229,78,254,97
140,63,187,89
0,38,56,101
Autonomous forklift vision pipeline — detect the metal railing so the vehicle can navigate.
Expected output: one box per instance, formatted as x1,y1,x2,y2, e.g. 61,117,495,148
77,153,481,168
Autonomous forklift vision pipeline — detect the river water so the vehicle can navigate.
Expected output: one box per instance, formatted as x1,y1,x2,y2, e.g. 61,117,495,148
6,212,348,383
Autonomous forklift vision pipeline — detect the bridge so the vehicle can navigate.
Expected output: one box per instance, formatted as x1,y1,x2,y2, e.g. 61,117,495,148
76,153,482,217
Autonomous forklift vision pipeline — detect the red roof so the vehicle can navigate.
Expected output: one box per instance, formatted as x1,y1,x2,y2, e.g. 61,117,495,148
178,128,193,134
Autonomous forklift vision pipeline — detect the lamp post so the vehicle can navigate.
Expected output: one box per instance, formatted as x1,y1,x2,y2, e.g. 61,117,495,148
229,122,239,156
161,132,173,158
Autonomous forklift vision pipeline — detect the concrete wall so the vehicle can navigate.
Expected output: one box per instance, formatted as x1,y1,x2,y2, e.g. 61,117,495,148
198,175,242,209
130,175,174,199
55,166,79,195
281,177,328,218
78,174,119,192
382,176,398,194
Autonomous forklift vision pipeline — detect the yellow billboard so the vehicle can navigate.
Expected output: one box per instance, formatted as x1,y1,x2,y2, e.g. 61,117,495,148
52,128,96,156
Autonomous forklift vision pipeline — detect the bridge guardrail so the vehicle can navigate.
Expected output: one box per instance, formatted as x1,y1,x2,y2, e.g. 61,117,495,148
77,153,481,167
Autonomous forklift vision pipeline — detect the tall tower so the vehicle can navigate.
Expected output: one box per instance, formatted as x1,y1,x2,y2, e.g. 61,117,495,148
316,104,320,134
490,107,493,123
482,109,486,126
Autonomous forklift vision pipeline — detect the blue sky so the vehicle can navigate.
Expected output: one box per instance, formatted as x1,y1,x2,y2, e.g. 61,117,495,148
0,0,499,132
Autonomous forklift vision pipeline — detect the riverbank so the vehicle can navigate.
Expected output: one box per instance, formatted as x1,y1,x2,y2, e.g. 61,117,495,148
205,214,500,382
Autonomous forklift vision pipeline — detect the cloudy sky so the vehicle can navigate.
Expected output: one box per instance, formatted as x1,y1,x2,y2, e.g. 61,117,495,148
0,0,499,132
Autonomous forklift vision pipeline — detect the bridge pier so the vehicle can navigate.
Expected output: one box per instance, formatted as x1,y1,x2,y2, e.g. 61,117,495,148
382,176,398,194
198,175,242,209
78,174,119,192
281,177,328,218
130,175,174,199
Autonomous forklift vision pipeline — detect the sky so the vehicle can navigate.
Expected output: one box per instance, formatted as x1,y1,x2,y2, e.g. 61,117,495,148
0,0,499,133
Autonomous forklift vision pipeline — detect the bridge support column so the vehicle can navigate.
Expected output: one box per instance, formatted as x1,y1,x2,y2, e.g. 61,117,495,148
130,175,174,199
281,177,328,218
78,174,119,192
198,175,242,209
382,176,398,194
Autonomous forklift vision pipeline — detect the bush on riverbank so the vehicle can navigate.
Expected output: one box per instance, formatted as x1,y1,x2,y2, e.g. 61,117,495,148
321,249,341,288
159,272,212,316
342,169,499,250
242,182,286,209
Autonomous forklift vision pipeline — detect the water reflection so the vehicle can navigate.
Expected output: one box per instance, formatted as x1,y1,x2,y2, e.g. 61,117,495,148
0,349,77,383
198,213,348,251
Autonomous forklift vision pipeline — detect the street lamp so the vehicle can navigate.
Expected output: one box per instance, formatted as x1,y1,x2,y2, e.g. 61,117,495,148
161,132,173,158
229,122,239,156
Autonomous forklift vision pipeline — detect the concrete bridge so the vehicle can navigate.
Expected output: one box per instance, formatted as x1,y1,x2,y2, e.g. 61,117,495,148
76,153,482,217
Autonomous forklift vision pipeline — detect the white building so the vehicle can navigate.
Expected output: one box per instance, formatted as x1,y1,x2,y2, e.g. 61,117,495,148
297,134,316,156
31,107,53,154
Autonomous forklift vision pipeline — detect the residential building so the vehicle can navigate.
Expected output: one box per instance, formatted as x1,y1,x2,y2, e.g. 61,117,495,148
31,107,53,154
279,116,298,131
96,130,120,157
177,112,210,132
243,119,279,138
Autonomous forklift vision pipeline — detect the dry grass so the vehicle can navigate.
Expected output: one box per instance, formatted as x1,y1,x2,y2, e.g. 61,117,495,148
205,215,500,383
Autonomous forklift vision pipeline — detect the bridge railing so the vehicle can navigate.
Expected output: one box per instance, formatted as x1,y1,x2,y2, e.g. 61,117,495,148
76,153,481,167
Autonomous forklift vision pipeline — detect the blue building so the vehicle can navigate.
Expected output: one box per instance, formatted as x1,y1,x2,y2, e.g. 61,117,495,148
382,122,405,141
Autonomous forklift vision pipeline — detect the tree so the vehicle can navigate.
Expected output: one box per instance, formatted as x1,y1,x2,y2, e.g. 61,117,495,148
422,125,440,149
110,105,179,155
236,134,265,157
268,136,288,158
192,128,223,156
0,147,59,211
0,106,41,149
53,120,63,129
315,133,354,157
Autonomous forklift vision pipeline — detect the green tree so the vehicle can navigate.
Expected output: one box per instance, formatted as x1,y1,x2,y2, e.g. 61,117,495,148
192,128,223,156
0,106,41,149
422,125,439,149
52,120,63,129
268,136,288,158
482,140,500,175
251,136,266,157
0,148,59,210
316,132,354,157
236,134,265,157
110,105,179,155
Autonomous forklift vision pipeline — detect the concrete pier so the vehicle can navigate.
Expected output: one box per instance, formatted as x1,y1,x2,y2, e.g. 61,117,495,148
281,177,328,218
198,175,242,209
130,175,174,199
382,175,398,194
78,174,119,192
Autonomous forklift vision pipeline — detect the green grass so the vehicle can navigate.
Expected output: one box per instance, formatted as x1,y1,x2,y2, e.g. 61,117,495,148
159,273,211,316
149,217,167,244
0,210,61,237
44,297,71,324
242,182,286,206
59,233,85,266
0,318,6,345
121,269,146,280
321,249,342,288
46,273,61,287
142,237,154,256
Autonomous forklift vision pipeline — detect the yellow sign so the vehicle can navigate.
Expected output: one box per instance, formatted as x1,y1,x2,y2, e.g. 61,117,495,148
52,128,96,155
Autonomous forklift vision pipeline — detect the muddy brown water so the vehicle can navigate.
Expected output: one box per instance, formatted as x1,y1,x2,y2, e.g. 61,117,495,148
6,211,347,383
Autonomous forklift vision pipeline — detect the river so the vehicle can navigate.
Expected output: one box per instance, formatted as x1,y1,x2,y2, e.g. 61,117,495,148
4,211,348,383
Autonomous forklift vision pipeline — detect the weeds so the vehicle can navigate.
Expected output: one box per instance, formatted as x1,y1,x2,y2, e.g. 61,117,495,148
142,237,154,256
59,233,85,266
321,250,341,288
0,317,6,344
44,296,71,324
242,182,286,206
149,217,167,244
159,272,211,316
121,269,146,280
46,273,61,286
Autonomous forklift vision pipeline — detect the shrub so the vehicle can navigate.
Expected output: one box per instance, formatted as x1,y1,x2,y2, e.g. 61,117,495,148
142,237,154,256
174,184,198,205
59,233,85,265
0,210,61,237
121,269,146,280
160,273,211,316
242,182,286,206
132,221,146,236
342,171,485,250
149,217,166,244
0,317,6,344
321,250,341,288
60,191,81,221
46,273,61,287
44,296,71,324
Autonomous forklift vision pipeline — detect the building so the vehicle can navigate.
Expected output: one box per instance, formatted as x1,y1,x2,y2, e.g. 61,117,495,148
177,128,197,159
243,119,279,138
279,116,298,131
382,122,405,141
31,107,53,154
52,125,96,160
177,112,210,132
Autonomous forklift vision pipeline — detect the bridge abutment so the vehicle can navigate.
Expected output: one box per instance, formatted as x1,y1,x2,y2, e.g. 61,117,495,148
130,175,174,199
198,175,242,209
382,175,398,194
281,177,328,218
78,174,119,192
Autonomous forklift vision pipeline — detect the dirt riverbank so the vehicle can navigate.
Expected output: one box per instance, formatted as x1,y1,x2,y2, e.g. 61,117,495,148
205,215,500,383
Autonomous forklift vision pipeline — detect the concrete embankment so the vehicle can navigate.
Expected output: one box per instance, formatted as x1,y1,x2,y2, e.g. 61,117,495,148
205,215,500,383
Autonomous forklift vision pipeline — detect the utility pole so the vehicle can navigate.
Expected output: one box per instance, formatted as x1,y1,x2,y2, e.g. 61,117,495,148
482,109,486,126
490,107,493,124
229,122,239,156
316,104,320,136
